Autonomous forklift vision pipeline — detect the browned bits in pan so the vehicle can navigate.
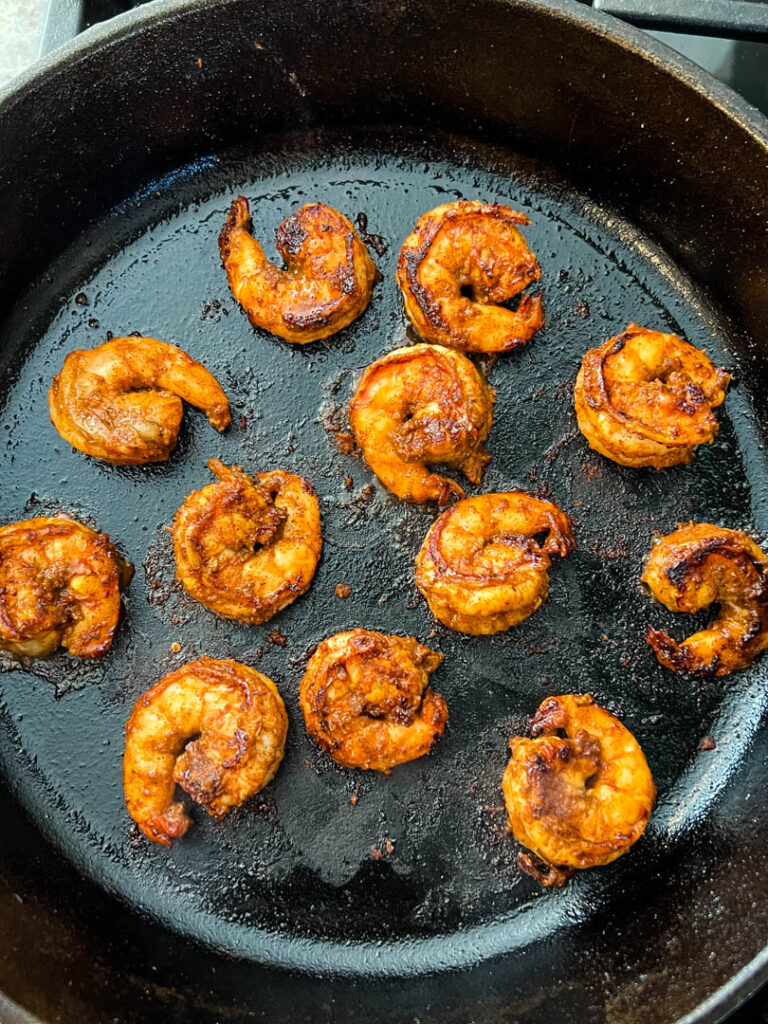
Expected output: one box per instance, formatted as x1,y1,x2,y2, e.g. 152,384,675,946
503,694,656,886
49,336,231,465
396,200,544,353
0,516,132,659
642,523,768,676
349,344,494,504
299,628,448,772
218,197,376,344
574,323,729,469
415,492,575,634
123,656,288,847
172,458,322,625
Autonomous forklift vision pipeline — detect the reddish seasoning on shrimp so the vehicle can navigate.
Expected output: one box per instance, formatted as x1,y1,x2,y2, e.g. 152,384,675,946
219,197,376,344
299,629,447,772
350,344,494,504
123,656,288,847
397,200,544,353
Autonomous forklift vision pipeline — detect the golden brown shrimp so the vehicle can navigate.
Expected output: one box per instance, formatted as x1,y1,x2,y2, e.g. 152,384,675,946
123,656,288,846
0,516,132,659
349,344,494,504
299,629,448,772
172,458,322,625
219,197,377,344
415,492,575,634
574,324,730,469
49,337,231,465
396,200,544,353
503,694,656,887
642,523,768,676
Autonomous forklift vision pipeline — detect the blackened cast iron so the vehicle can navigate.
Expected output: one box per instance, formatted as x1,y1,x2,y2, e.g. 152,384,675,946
1,1,768,1021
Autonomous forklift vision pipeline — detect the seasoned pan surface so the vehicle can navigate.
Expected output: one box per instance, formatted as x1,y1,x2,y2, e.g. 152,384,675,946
0,128,765,975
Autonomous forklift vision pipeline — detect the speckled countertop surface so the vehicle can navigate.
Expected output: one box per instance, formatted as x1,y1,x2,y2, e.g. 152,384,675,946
0,0,48,88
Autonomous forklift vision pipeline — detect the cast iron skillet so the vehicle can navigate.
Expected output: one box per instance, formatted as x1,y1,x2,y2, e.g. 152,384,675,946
1,0,768,1021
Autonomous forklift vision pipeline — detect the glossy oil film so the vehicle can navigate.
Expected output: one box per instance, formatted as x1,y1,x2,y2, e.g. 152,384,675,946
0,128,765,977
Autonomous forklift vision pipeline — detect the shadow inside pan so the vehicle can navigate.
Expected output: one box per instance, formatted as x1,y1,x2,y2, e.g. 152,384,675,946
0,127,765,976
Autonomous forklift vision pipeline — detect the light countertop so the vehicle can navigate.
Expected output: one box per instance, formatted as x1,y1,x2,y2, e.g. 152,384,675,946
0,0,49,88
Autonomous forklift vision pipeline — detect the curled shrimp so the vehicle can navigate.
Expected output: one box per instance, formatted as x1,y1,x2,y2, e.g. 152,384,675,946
503,694,656,887
349,344,494,503
396,200,544,353
415,492,575,634
642,523,768,676
0,516,132,658
299,629,448,772
172,458,322,625
49,336,231,465
123,656,288,846
219,197,377,344
574,324,730,469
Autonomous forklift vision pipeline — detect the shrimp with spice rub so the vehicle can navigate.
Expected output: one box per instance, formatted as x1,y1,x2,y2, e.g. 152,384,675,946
349,343,494,503
299,629,448,772
574,324,729,469
396,200,544,353
0,516,132,658
219,197,376,344
416,491,575,634
172,458,322,625
124,656,288,846
49,336,231,465
642,523,768,676
503,694,656,887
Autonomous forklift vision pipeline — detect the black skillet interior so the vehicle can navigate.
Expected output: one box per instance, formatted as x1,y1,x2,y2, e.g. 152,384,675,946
1,0,768,1021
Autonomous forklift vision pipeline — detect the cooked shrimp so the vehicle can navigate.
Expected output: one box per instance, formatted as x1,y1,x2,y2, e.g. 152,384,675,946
124,656,288,846
574,324,730,469
415,492,575,634
172,458,322,625
396,200,544,353
49,337,231,465
349,344,494,503
0,516,132,659
642,523,768,676
503,694,656,887
219,197,376,344
299,629,448,772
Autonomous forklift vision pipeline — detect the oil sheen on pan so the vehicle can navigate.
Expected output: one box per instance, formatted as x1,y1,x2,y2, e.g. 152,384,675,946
0,129,764,976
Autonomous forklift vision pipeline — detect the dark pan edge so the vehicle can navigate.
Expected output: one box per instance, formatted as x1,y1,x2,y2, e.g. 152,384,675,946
2,0,767,150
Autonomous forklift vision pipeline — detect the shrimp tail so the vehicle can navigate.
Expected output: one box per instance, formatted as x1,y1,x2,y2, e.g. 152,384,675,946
459,446,491,485
144,804,192,848
499,293,545,352
645,626,697,674
517,851,573,888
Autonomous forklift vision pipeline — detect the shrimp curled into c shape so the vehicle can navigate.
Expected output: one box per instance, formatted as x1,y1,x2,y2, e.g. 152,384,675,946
49,336,231,465
172,458,322,625
219,197,377,344
503,694,656,887
574,324,730,469
349,344,495,504
415,492,575,634
123,656,288,846
642,523,768,676
396,200,544,353
299,629,448,772
0,516,132,659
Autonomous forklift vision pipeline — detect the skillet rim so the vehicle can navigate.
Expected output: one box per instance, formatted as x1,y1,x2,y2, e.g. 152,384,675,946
0,0,767,150
0,0,767,1021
